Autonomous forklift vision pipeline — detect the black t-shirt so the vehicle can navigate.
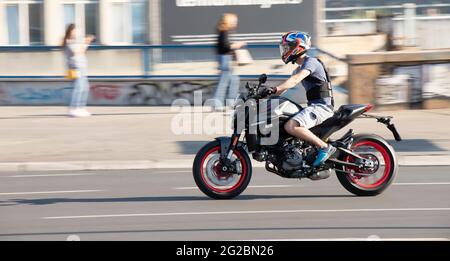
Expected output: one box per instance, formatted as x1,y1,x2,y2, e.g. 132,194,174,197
217,30,232,55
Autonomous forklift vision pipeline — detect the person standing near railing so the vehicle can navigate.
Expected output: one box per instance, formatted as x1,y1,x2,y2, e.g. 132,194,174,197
62,24,95,117
213,13,246,111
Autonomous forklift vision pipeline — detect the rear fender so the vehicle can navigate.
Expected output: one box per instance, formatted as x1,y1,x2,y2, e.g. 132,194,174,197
360,114,402,142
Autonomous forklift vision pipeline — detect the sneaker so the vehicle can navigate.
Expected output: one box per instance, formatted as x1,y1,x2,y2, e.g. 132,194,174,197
68,108,81,117
79,108,92,117
68,108,91,118
312,144,337,167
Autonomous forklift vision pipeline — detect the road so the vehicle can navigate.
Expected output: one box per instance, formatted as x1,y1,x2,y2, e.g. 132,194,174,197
0,166,449,241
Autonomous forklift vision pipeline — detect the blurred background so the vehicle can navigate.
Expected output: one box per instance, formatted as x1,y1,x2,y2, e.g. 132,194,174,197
0,0,449,109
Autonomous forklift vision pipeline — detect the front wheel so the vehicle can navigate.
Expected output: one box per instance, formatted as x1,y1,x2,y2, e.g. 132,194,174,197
193,140,252,199
336,134,398,196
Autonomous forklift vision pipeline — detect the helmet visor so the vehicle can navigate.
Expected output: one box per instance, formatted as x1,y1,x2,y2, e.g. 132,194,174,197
279,43,291,58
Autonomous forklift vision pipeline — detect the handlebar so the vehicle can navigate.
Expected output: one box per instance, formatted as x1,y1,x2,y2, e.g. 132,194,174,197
244,73,273,100
245,83,273,99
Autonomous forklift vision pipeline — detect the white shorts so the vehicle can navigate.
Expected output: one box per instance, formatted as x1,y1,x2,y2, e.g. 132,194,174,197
291,104,334,129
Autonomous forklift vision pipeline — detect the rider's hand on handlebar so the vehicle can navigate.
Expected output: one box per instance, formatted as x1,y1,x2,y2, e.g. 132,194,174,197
260,86,277,98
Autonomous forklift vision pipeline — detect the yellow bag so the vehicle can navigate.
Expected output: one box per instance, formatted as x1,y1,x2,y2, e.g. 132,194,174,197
66,69,79,80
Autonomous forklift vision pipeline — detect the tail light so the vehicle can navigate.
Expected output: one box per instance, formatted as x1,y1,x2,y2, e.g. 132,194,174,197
364,104,374,112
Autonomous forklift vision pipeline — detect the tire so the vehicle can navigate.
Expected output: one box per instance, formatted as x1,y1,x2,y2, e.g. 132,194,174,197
336,134,398,196
193,140,252,199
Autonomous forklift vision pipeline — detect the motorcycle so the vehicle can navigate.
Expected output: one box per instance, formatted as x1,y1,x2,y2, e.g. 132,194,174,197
193,74,402,199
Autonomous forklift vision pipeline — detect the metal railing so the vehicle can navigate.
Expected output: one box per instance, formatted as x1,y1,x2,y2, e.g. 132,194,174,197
324,3,450,19
0,44,337,79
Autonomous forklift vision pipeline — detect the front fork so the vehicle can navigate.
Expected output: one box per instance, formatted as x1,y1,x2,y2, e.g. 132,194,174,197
225,134,240,160
215,134,241,173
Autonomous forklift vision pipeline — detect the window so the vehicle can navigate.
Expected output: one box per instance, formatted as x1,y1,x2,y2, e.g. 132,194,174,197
111,3,127,43
63,4,76,29
62,1,99,42
110,0,147,44
85,3,98,37
28,2,43,44
6,5,20,45
4,1,44,45
131,1,146,43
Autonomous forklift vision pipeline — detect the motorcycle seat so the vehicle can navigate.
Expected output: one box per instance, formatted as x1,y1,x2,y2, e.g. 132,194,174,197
312,104,367,129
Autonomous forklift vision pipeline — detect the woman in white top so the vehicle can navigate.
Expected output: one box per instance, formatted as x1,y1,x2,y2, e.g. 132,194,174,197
62,24,95,117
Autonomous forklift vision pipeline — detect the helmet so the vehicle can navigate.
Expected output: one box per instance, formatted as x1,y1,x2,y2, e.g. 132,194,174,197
279,31,311,64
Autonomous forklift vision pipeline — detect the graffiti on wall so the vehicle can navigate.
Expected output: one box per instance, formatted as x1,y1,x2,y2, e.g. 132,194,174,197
0,87,8,103
0,79,269,105
375,63,450,106
393,65,423,105
422,63,450,99
0,82,73,104
375,74,409,105
13,87,73,102
91,84,121,101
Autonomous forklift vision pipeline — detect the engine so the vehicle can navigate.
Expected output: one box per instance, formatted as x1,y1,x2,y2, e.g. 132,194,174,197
281,139,305,171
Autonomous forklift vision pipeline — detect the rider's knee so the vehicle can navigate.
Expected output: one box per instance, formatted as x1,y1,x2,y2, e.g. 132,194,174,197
285,120,300,134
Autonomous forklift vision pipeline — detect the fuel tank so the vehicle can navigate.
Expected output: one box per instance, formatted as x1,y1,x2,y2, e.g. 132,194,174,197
258,96,302,121
255,96,302,138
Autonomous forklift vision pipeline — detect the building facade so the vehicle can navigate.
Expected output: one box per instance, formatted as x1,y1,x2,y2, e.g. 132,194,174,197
0,0,322,46
0,0,159,46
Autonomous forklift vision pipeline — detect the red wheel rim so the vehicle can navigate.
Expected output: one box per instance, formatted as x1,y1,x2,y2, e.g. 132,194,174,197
199,146,247,193
344,140,392,189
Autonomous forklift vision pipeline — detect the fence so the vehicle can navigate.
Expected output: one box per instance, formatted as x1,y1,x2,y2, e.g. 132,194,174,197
0,44,328,79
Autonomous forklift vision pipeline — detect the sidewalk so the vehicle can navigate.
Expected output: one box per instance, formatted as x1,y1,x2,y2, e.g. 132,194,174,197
0,106,449,171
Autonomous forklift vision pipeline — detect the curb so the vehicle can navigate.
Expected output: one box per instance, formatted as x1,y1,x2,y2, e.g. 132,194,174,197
0,160,195,172
397,155,450,166
0,155,449,172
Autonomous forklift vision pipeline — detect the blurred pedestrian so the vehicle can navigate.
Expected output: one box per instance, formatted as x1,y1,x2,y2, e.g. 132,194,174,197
213,13,246,111
62,24,95,117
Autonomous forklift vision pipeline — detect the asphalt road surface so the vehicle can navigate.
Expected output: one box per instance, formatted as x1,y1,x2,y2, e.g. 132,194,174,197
0,166,449,241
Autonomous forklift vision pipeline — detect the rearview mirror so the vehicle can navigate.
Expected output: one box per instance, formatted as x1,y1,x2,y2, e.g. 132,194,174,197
259,74,267,84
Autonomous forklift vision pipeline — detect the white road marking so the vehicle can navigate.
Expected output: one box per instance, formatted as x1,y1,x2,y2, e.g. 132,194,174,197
43,207,450,220
5,173,94,178
174,185,298,190
0,190,104,196
393,182,450,186
247,185,300,188
156,170,192,174
174,182,450,190
243,238,449,241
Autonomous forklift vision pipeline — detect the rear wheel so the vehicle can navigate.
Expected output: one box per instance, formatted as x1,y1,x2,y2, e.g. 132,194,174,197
193,141,252,199
336,134,397,196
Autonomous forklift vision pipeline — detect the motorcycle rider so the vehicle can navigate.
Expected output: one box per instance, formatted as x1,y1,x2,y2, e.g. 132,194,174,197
269,31,336,167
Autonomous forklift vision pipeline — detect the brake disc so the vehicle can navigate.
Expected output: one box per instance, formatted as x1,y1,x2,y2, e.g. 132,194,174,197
358,153,380,174
205,154,237,186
